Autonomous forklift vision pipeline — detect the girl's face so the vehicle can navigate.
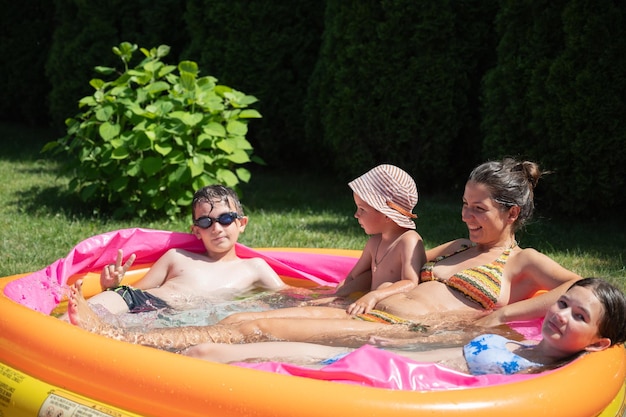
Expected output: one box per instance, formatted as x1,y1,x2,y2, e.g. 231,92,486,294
353,193,387,235
461,181,516,246
541,285,609,355
191,199,247,255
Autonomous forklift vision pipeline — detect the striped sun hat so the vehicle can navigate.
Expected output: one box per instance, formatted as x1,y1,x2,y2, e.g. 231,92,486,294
348,164,418,229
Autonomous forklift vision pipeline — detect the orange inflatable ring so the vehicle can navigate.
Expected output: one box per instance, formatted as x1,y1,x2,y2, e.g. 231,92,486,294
1,237,625,417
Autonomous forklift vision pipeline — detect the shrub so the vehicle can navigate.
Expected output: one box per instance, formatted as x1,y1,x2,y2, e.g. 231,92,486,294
43,42,263,219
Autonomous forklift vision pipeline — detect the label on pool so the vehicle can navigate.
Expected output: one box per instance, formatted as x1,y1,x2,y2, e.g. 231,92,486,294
0,363,140,417
39,391,126,417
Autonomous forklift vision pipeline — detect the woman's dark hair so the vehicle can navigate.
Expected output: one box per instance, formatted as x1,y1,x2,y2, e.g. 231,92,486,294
191,185,244,218
468,158,543,232
570,277,626,346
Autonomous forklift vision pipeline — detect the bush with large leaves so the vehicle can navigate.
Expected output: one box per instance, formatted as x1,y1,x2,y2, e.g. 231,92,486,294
44,42,263,219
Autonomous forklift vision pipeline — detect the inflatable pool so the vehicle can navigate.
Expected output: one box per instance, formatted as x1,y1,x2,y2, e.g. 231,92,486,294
1,228,625,417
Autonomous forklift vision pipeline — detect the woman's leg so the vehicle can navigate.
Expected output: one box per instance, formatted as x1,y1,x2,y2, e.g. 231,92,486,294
69,281,430,350
220,305,350,325
233,316,426,346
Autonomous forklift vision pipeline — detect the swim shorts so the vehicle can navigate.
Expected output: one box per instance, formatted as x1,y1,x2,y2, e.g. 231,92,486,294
108,285,170,313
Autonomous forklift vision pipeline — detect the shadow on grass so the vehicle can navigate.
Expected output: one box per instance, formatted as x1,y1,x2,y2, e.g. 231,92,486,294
3,123,623,279
11,182,98,220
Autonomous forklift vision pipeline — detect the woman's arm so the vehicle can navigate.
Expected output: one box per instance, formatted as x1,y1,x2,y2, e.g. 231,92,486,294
476,248,581,326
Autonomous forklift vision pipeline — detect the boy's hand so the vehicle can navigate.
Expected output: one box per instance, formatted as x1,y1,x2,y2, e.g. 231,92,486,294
346,292,378,315
100,249,136,290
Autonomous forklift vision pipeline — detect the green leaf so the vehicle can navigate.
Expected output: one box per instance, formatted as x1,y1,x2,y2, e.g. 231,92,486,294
216,138,236,153
99,122,120,141
179,61,199,75
80,183,99,201
226,120,248,135
143,129,156,142
203,122,226,137
111,146,130,159
154,142,172,156
216,169,239,187
236,167,251,183
225,149,251,164
238,109,262,119
145,81,170,95
95,106,114,122
158,65,177,78
215,85,232,96
134,132,151,150
94,66,116,75
144,60,161,74
127,160,142,177
156,45,171,58
233,136,253,150
166,149,185,164
114,42,137,63
238,94,259,106
154,100,174,115
180,73,196,91
188,156,204,177
110,176,129,192
110,138,124,148
168,164,189,183
78,96,96,107
90,78,106,89
169,111,203,127
196,133,214,148
176,190,194,206
41,141,59,153
142,156,163,176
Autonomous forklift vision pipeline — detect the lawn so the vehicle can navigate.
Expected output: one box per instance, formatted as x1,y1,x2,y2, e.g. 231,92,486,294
1,123,624,290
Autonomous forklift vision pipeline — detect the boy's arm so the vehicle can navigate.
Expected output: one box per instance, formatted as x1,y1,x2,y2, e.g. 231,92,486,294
332,237,377,297
334,270,372,297
305,243,374,306
346,279,417,315
252,258,287,290
132,249,178,290
346,233,425,315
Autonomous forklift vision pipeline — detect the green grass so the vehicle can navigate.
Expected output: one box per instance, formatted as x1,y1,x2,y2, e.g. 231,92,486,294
1,123,624,291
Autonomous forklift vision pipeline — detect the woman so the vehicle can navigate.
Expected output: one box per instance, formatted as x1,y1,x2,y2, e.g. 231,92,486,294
183,278,626,376
67,158,582,350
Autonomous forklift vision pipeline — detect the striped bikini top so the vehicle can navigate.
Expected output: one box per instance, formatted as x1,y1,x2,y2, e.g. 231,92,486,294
420,245,511,310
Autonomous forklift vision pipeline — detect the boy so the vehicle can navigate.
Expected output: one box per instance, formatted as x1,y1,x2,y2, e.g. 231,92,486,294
85,185,285,315
219,164,425,321
321,164,424,315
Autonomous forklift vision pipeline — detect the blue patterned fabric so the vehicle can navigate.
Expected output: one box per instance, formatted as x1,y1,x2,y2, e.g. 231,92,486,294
463,334,542,375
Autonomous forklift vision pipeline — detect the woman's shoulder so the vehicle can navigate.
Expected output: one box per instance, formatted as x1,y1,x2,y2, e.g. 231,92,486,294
425,238,472,259
431,238,472,252
508,246,549,264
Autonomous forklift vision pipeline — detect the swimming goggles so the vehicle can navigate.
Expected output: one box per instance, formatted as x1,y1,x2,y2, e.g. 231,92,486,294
193,212,240,229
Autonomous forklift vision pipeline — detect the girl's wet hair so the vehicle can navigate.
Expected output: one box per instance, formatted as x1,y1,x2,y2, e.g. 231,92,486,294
468,158,543,231
570,277,626,346
191,185,244,218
